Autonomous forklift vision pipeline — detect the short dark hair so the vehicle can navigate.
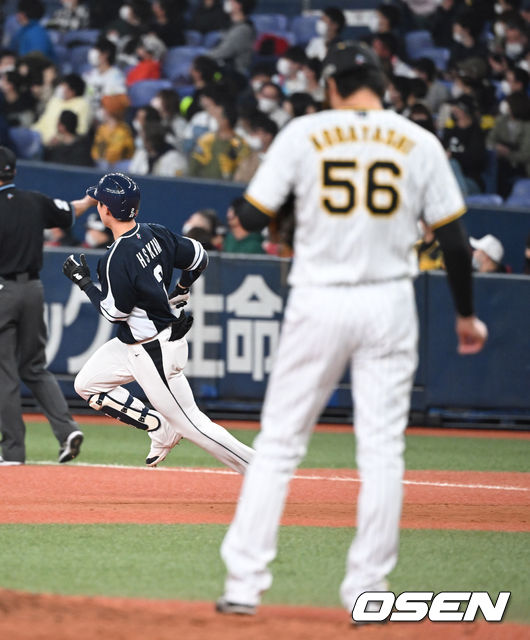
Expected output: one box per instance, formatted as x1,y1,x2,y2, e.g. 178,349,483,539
285,92,318,118
231,196,247,216
129,0,153,23
192,55,220,83
95,37,117,65
510,66,529,91
62,73,85,97
59,109,78,134
250,112,278,137
259,81,282,100
412,57,436,83
304,56,322,80
334,66,387,100
377,4,402,29
284,46,307,65
507,92,530,120
17,0,44,20
137,104,162,123
373,32,399,56
324,7,346,32
221,101,238,128
237,0,256,17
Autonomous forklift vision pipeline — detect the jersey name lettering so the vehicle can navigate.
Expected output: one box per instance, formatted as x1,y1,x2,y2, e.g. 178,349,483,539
135,237,162,268
310,125,415,155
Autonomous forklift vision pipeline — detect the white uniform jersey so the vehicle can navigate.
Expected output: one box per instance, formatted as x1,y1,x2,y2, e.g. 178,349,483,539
245,108,465,287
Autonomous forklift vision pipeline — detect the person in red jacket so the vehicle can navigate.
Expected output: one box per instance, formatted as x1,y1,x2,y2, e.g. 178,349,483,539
126,34,166,87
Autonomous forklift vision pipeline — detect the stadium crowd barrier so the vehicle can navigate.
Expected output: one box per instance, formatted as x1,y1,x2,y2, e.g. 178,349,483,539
17,162,530,427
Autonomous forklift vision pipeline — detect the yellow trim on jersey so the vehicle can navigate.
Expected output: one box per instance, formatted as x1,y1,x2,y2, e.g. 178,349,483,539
244,193,276,218
429,206,467,230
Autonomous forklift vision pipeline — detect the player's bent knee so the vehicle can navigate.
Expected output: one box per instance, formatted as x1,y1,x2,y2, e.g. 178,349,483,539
87,392,161,431
74,372,91,400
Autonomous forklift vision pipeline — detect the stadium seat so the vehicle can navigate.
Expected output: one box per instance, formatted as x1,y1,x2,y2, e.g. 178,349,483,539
63,29,101,47
8,127,43,160
110,159,132,172
163,46,207,80
252,13,289,33
413,47,450,71
128,79,173,108
203,31,222,48
505,178,530,207
405,30,435,59
69,45,92,74
184,30,203,46
465,194,504,206
290,15,319,45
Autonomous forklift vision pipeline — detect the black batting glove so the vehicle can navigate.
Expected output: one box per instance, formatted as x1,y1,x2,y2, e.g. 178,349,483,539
168,284,190,309
63,254,92,290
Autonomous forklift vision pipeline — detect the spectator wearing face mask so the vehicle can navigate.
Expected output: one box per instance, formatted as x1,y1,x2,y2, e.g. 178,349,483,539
408,103,437,135
274,46,308,96
206,0,256,75
126,33,166,86
150,88,187,150
234,112,278,182
256,81,290,129
503,14,529,61
0,69,37,128
449,9,488,70
300,57,324,103
500,66,529,97
470,234,508,273
91,94,134,166
487,92,530,196
83,37,127,117
188,101,250,180
150,0,186,48
128,121,187,176
305,7,345,61
32,73,90,144
411,57,450,116
45,0,90,33
442,94,486,195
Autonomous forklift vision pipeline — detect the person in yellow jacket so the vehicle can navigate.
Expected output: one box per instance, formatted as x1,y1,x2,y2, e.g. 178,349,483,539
91,94,134,166
32,73,91,144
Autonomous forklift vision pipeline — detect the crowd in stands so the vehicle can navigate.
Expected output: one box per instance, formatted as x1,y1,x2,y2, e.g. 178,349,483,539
1,0,529,268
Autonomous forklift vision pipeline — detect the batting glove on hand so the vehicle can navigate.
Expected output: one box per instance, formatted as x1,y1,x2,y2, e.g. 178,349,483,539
169,285,190,309
63,254,92,290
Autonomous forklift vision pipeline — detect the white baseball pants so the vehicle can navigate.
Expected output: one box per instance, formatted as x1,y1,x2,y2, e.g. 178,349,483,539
75,327,254,473
221,279,418,609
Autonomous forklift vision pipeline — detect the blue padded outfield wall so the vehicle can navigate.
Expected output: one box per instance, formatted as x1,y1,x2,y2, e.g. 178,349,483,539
16,162,530,426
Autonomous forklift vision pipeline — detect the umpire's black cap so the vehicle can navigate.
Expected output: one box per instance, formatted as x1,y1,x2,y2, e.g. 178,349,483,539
322,41,382,80
0,146,16,180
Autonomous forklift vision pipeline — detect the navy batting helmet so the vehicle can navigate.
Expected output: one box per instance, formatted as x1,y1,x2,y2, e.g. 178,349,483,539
86,173,140,220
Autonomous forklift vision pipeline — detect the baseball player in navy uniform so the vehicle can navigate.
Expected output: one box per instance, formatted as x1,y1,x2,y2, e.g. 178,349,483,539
216,42,488,618
63,173,254,471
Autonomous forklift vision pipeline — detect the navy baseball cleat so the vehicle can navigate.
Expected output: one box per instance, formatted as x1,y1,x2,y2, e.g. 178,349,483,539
58,430,84,463
215,597,257,615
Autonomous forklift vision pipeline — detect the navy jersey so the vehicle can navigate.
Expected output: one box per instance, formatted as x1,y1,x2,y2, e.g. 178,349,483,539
96,222,206,344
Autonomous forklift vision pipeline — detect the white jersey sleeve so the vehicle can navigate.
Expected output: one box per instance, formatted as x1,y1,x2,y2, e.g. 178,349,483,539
245,120,302,216
420,133,466,229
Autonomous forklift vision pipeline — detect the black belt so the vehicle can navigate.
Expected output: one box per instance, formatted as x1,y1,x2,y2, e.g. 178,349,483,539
0,271,39,282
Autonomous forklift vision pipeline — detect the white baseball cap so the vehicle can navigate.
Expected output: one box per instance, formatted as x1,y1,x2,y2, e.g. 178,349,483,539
470,234,504,263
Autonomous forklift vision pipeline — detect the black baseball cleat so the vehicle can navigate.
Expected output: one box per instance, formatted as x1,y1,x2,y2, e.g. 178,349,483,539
58,430,84,463
215,597,257,616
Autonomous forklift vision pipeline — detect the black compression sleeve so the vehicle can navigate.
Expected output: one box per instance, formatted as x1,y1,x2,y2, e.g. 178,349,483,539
83,281,105,314
433,218,474,317
238,197,273,232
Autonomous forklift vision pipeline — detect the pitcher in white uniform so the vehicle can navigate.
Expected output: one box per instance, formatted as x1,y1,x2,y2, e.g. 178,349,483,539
215,41,488,619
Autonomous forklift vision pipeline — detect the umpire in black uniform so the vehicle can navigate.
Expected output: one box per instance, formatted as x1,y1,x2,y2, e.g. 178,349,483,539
0,146,97,465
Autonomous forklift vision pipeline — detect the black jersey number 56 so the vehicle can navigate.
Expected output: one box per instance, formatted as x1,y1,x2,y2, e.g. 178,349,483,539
321,159,401,216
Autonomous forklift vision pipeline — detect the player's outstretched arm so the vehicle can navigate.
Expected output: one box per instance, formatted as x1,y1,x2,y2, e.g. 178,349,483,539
70,194,98,218
434,218,488,355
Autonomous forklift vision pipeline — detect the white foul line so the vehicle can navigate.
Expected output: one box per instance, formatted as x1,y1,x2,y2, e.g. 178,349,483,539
28,461,529,493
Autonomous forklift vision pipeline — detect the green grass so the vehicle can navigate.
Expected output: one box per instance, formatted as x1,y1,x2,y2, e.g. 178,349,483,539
26,421,530,472
0,524,527,622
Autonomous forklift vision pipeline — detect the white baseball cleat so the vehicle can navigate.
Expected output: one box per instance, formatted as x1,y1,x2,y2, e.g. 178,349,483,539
0,456,23,466
145,417,182,467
